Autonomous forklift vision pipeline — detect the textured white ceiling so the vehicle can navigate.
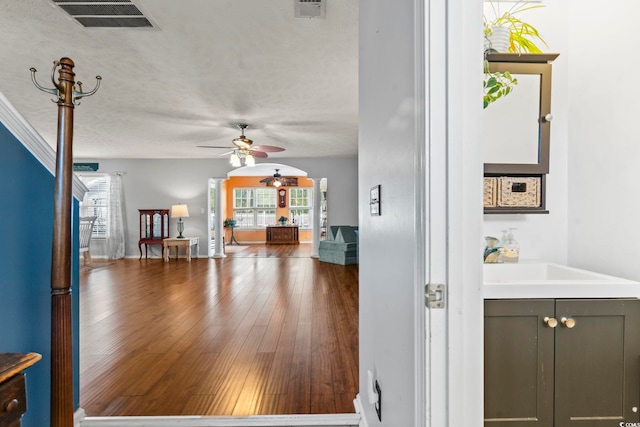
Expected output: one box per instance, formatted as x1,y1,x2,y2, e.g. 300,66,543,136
0,0,358,160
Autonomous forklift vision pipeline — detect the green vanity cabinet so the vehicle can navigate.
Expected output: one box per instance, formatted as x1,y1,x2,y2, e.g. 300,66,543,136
485,299,555,427
485,299,640,427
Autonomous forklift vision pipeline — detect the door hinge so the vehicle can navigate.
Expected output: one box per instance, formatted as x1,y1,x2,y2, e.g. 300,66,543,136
426,283,445,309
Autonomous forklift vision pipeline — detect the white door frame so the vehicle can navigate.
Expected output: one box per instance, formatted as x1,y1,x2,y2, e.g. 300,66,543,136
426,0,484,427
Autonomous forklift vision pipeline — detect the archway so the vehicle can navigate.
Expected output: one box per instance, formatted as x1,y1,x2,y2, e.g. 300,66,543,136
208,163,327,258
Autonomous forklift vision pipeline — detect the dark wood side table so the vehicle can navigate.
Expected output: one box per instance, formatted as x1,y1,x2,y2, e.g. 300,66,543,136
0,353,41,427
224,225,240,245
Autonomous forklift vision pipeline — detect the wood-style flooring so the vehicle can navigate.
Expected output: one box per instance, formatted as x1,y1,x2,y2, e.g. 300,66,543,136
79,244,359,416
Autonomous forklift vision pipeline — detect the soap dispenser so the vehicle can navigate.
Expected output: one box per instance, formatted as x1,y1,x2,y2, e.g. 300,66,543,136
502,228,519,263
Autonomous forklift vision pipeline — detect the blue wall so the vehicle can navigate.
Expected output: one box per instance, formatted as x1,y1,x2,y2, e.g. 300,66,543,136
0,123,80,427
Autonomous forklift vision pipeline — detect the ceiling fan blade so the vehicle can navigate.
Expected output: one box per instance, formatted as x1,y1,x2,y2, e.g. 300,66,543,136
218,150,235,157
197,145,234,149
251,150,269,158
253,145,285,153
259,177,274,183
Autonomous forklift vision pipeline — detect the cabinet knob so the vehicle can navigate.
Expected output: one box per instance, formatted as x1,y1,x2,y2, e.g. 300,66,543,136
3,398,19,413
543,317,558,328
544,113,553,122
633,406,638,413
561,317,576,328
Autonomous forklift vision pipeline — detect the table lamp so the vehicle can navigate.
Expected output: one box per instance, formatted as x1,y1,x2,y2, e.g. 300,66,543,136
171,204,189,238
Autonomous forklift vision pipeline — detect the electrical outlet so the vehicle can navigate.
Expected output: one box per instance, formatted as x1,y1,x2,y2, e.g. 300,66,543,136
374,380,382,421
367,370,377,404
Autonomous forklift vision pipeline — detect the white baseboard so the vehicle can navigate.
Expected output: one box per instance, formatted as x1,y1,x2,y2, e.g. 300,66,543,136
75,407,86,427
79,413,360,427
353,394,370,427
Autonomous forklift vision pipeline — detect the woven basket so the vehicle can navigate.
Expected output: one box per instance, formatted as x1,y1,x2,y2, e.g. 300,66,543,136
484,178,497,207
497,177,541,207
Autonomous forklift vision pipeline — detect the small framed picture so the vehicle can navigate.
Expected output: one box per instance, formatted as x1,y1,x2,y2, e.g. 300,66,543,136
370,185,381,216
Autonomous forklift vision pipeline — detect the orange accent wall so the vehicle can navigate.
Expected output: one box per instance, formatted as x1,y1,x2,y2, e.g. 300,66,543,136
225,176,313,243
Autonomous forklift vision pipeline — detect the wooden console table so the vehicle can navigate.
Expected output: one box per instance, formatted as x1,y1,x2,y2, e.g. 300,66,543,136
0,353,41,427
266,225,299,245
163,237,199,262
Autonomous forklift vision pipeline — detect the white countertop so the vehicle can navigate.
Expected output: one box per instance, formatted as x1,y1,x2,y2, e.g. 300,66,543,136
483,262,640,299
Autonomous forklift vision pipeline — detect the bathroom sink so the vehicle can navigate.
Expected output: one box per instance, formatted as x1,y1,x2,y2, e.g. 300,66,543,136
483,262,640,299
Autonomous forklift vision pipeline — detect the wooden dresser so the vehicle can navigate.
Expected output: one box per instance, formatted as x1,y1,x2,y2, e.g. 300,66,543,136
266,225,299,245
0,353,41,427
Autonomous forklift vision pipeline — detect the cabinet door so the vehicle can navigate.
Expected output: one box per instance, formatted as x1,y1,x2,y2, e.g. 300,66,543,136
554,299,640,427
485,299,555,427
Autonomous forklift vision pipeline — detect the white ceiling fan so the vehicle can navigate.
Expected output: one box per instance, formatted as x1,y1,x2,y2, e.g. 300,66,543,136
198,124,285,167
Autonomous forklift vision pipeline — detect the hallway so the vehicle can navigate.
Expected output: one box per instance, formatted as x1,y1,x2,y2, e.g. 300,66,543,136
79,245,359,416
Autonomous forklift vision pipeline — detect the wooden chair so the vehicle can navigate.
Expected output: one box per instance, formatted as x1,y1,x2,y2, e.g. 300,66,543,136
79,216,97,267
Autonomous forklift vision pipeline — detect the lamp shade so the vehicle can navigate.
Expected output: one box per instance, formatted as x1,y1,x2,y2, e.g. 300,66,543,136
230,152,241,167
171,204,189,218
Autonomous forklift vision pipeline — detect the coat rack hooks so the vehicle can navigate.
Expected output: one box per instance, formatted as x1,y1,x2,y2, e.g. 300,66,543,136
30,58,101,104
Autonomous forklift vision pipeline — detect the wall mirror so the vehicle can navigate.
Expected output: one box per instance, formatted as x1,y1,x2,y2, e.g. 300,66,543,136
483,53,559,175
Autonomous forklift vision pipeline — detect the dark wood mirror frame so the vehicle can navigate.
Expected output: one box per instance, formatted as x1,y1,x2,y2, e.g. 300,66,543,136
484,53,559,175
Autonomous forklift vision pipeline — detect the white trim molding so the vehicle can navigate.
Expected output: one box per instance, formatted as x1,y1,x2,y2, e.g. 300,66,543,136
353,394,369,427
80,414,360,427
75,408,87,427
0,92,87,200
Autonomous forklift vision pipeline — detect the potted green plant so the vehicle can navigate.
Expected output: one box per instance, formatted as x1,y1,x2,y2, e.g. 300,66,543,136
278,216,287,226
223,218,236,227
483,59,517,109
484,1,547,54
483,1,546,108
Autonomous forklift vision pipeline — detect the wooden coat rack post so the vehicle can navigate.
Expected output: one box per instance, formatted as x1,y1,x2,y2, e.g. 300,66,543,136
31,58,100,427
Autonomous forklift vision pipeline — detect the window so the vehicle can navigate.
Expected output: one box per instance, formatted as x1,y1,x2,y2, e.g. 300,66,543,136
289,188,313,229
78,174,110,238
233,188,276,228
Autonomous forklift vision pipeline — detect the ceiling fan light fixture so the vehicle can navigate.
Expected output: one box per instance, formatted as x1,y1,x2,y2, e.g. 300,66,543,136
233,136,253,149
199,123,284,165
273,180,282,188
233,124,253,149
230,152,241,167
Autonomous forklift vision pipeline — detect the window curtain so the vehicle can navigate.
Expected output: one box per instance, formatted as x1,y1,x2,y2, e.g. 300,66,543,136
106,173,125,259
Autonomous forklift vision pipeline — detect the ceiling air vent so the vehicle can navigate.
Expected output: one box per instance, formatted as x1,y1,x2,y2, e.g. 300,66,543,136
51,0,153,28
294,0,325,19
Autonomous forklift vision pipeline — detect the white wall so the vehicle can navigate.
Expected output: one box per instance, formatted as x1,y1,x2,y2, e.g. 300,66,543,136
483,2,570,264
77,157,357,258
358,0,424,424
567,1,640,280
483,1,640,282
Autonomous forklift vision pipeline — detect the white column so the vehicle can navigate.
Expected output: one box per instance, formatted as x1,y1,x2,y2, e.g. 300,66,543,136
212,178,226,258
310,177,321,258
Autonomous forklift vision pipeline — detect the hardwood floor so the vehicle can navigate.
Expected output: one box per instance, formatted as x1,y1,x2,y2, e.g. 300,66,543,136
79,244,359,416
